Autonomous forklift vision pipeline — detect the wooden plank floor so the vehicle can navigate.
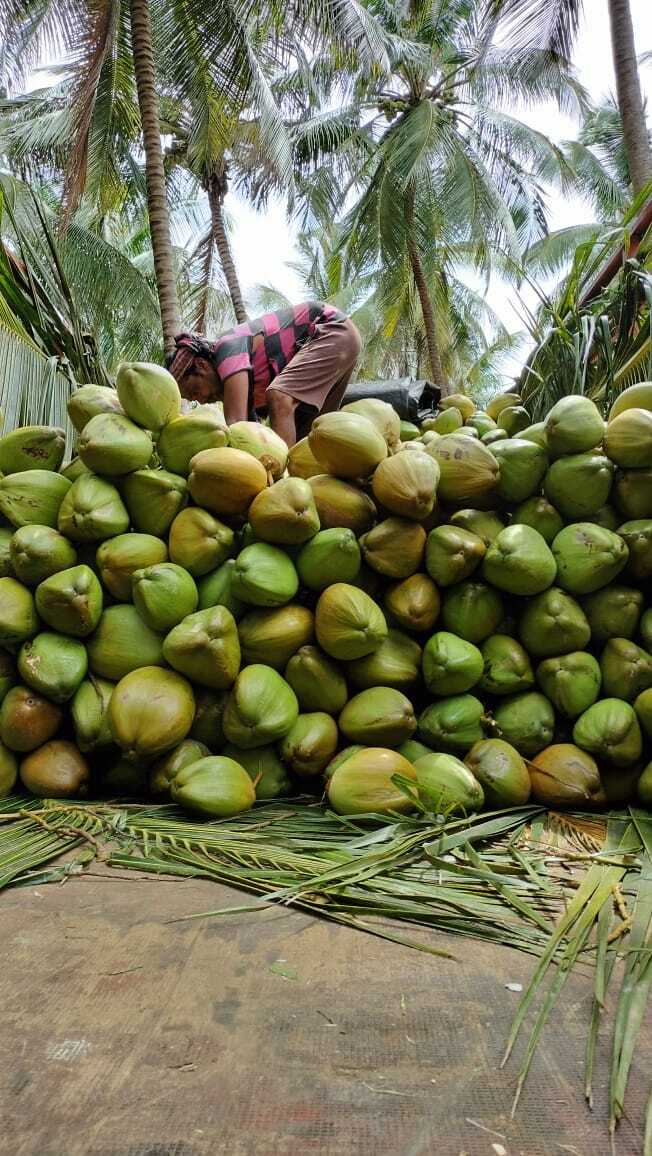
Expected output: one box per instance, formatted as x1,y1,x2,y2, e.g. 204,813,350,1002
1,867,649,1156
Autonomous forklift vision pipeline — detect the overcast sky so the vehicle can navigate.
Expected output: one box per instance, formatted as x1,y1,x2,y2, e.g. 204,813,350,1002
227,0,652,329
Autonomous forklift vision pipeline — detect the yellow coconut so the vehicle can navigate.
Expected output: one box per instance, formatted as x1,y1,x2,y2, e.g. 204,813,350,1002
371,452,439,521
188,447,268,517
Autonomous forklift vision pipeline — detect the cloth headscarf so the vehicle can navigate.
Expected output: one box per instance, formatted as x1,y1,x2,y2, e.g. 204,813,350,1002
166,332,216,382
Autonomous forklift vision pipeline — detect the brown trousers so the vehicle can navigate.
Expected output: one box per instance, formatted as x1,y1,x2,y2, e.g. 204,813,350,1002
265,317,361,439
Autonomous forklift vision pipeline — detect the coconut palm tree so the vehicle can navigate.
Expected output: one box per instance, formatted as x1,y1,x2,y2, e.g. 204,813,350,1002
491,0,651,194
291,0,586,392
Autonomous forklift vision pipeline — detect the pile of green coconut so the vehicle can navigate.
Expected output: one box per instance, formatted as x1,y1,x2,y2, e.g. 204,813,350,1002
0,364,650,820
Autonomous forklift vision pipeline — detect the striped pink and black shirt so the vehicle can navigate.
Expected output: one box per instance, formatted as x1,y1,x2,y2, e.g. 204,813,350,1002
209,300,346,410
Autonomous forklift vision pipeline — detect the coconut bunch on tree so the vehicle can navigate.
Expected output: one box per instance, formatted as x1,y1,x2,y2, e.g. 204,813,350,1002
0,366,650,818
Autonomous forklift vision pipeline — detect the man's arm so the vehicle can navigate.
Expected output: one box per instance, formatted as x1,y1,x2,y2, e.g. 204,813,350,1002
222,372,250,425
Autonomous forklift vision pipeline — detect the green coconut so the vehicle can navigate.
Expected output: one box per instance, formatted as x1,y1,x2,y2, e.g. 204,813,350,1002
383,573,440,634
418,694,485,754
486,392,523,420
600,637,652,701
397,738,432,764
171,756,256,817
20,740,89,799
439,393,476,421
0,652,16,704
544,452,615,520
35,564,103,637
309,411,387,479
157,407,228,475
536,651,602,718
583,584,644,643
432,407,463,434
491,439,548,503
511,496,563,544
422,632,484,695
573,698,642,766
0,470,71,529
68,384,125,432
188,688,229,748
493,692,555,756
327,748,417,816
449,509,505,546
465,739,531,806
425,525,485,587
132,563,198,632
222,664,298,749
639,763,652,806
497,406,530,435
618,519,652,580
371,452,439,521
427,434,499,505
283,645,348,715
610,382,652,419
71,676,115,752
87,605,165,680
188,447,268,518
109,667,195,763
400,420,421,441
323,745,366,779
9,525,77,587
605,408,652,468
221,742,290,798
613,467,652,520
544,395,605,457
162,606,241,689
168,507,234,577
149,739,212,797
479,634,535,696
287,437,323,479
0,577,39,646
466,413,497,437
440,581,504,644
121,468,188,537
315,582,387,660
231,543,298,607
483,524,556,596
248,477,320,545
344,629,421,692
197,560,245,620
296,528,361,592
338,686,416,747
96,533,168,601
519,587,591,657
238,604,314,669
360,517,426,579
414,752,484,813
279,711,339,777
641,609,652,651
0,425,66,475
0,527,14,577
482,428,508,445
530,744,603,807
308,475,377,536
519,421,548,449
78,412,153,475
58,474,129,541
552,523,628,594
115,361,181,432
227,421,288,481
18,632,87,703
0,685,62,752
0,741,17,797
634,688,652,741
342,397,402,452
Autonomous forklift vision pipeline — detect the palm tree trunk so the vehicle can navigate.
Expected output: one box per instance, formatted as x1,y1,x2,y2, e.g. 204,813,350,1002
207,172,248,325
405,185,449,395
129,0,181,355
607,0,652,194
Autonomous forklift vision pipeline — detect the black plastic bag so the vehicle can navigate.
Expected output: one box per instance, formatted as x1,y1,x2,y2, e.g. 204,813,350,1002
342,377,440,421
